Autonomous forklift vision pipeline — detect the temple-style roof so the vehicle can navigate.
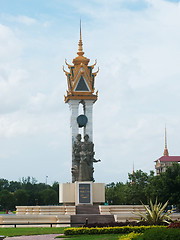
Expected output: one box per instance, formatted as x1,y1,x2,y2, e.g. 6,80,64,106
155,156,180,162
63,22,99,103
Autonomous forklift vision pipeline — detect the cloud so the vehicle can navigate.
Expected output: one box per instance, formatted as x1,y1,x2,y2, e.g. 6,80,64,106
0,1,180,183
0,24,22,62
16,15,37,25
2,15,37,26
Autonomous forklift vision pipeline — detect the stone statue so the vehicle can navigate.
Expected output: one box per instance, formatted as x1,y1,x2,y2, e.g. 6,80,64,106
72,134,82,181
72,134,100,182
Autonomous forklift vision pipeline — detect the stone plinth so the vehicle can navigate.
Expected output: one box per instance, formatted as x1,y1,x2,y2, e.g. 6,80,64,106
59,181,105,205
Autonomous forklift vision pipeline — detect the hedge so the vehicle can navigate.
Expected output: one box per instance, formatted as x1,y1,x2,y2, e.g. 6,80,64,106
167,222,180,229
118,232,142,240
64,226,165,235
142,228,180,240
84,221,166,228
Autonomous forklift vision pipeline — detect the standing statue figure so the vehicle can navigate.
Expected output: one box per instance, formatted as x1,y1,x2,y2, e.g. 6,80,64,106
78,134,100,181
72,134,82,181
72,134,100,182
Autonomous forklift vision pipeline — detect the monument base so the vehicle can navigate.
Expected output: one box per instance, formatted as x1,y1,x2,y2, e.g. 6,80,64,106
59,181,105,206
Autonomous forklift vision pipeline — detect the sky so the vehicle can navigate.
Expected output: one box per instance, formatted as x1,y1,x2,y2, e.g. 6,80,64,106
0,0,180,185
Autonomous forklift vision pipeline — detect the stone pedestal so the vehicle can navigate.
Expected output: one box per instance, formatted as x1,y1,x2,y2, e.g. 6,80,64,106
59,181,105,206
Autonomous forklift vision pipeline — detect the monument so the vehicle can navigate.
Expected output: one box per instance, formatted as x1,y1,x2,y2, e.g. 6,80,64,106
59,24,105,206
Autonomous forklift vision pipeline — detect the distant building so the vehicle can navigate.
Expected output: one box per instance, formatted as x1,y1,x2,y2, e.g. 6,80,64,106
155,128,180,175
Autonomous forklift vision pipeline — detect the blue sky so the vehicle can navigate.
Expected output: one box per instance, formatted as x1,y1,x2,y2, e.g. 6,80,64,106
0,0,180,185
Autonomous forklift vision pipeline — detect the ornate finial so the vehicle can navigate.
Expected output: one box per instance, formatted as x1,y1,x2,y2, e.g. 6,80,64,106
80,19,82,41
77,19,84,56
163,126,169,156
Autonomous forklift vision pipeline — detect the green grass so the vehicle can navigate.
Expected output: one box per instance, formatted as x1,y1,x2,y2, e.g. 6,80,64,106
56,234,123,239
133,236,144,240
0,211,16,214
0,227,66,237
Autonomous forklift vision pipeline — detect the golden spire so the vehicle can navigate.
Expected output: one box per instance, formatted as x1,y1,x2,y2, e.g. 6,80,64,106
77,20,84,56
163,126,169,156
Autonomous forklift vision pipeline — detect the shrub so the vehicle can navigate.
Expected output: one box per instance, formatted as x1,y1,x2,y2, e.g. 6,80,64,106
64,226,165,236
119,232,142,240
84,221,166,228
167,222,180,229
142,228,180,240
133,199,174,225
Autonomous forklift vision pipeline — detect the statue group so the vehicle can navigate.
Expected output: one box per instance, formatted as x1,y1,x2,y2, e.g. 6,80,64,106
72,134,100,182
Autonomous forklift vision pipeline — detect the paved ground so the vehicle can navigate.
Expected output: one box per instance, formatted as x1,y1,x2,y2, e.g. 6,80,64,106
5,234,65,240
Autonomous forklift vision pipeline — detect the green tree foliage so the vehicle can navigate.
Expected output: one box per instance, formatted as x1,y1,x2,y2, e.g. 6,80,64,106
52,181,59,196
106,182,128,204
161,163,180,206
147,163,180,207
106,170,155,205
127,170,154,204
105,164,180,207
0,177,59,209
14,189,29,206
39,189,58,205
0,190,16,210
0,178,9,190
8,181,22,192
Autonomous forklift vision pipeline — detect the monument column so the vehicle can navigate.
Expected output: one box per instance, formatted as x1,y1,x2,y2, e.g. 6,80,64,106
68,100,79,182
68,100,79,144
84,100,94,142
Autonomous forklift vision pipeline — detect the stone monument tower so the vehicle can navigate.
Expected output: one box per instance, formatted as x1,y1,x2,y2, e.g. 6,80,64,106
60,24,105,205
63,24,100,183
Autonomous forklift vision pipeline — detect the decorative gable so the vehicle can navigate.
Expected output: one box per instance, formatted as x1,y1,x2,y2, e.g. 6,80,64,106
75,75,90,92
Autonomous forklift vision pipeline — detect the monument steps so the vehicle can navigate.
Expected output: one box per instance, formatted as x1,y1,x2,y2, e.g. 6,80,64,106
76,205,100,214
71,205,115,226
71,214,115,227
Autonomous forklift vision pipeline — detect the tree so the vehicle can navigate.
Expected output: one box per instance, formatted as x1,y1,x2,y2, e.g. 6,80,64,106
52,181,59,196
162,163,180,206
14,189,29,206
8,181,22,192
147,163,180,208
39,189,58,205
126,170,154,204
106,182,128,205
0,190,15,210
0,178,9,191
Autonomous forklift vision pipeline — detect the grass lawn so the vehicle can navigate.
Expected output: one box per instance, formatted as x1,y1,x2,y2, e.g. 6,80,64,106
0,211,16,214
56,234,123,239
0,227,65,237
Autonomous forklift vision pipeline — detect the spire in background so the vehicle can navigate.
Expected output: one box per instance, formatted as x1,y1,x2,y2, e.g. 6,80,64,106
131,162,135,185
163,126,169,156
133,162,135,176
77,19,84,56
